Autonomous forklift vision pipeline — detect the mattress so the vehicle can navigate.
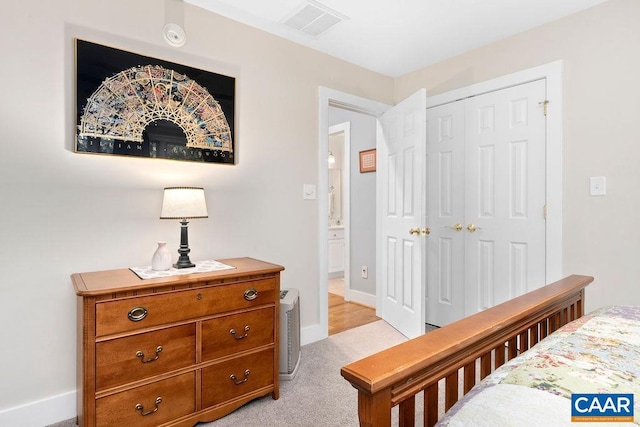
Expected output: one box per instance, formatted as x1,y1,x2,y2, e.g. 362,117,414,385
438,306,640,426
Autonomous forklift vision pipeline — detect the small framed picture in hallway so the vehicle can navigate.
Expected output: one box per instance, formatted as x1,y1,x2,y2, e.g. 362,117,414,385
359,148,376,173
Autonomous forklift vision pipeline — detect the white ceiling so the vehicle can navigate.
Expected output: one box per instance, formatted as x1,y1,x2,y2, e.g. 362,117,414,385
184,0,608,77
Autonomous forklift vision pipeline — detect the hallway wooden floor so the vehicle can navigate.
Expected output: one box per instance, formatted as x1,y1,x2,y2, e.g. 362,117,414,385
328,278,380,336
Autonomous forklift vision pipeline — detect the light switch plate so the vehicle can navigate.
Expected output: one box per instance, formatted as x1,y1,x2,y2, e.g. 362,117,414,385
303,184,316,200
590,176,606,196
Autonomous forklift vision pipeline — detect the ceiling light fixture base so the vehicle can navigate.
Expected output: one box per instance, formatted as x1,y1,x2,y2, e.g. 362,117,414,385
162,23,187,48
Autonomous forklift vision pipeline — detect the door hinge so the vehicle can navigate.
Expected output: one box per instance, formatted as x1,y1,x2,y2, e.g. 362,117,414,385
539,100,549,116
543,204,548,219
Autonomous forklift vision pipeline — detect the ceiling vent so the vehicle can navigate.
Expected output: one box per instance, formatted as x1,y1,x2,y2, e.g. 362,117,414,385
283,1,348,38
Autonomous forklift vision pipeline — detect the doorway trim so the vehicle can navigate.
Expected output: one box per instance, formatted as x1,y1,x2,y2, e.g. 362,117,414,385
423,60,563,283
306,87,390,345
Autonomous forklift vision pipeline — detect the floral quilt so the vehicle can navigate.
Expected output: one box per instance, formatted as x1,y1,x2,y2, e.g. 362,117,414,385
438,306,640,426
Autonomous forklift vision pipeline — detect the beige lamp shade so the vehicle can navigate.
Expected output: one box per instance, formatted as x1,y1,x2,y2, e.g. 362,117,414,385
160,187,208,219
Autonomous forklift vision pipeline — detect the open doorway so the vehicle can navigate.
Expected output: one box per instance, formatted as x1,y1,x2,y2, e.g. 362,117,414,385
328,122,349,297
318,88,387,342
326,121,379,335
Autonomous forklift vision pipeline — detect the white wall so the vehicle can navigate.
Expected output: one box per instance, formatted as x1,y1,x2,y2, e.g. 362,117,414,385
396,0,640,314
0,0,393,424
4,0,639,424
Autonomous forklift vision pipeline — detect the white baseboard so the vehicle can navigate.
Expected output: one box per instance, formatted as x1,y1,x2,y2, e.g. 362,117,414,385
344,288,376,308
0,390,76,427
301,323,326,346
328,271,343,279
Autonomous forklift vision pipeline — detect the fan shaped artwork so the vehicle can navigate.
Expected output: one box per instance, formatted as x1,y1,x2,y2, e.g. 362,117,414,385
75,39,235,164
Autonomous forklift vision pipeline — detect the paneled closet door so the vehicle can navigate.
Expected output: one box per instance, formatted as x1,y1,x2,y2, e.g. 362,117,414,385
425,101,466,326
464,79,547,314
425,79,547,327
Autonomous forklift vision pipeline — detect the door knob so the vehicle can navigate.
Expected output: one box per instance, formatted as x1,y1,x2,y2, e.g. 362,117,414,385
409,227,421,236
421,227,431,236
467,223,482,233
445,223,463,232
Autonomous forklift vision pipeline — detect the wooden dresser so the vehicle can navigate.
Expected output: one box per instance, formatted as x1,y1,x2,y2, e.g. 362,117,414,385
72,257,284,427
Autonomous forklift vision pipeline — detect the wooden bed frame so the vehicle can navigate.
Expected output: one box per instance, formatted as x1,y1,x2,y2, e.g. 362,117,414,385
341,274,594,427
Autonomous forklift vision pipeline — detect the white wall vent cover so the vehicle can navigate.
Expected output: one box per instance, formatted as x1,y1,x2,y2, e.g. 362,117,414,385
283,0,348,38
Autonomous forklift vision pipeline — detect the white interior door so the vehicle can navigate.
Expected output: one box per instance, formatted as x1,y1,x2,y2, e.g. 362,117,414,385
425,79,547,326
377,89,427,339
464,79,547,312
425,101,466,326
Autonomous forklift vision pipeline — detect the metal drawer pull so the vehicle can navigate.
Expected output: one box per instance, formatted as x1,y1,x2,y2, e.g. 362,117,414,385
136,346,163,363
230,326,250,340
128,306,148,322
135,397,162,416
243,288,258,301
230,369,250,385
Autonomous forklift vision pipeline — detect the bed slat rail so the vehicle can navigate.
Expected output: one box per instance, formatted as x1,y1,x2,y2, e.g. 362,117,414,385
341,275,593,427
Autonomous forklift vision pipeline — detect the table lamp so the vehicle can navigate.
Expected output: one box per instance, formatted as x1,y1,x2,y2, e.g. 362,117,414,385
160,187,208,268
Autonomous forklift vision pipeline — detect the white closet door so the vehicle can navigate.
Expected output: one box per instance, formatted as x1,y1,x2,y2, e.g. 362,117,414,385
464,79,547,313
425,101,466,326
425,79,547,326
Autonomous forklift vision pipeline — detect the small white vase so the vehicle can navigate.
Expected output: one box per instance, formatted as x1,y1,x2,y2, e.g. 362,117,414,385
151,241,172,271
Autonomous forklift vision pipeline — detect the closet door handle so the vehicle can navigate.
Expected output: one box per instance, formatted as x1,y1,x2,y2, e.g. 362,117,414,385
445,223,463,232
467,224,482,233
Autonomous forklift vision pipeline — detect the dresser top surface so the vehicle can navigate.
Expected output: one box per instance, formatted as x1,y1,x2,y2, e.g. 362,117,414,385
72,257,284,296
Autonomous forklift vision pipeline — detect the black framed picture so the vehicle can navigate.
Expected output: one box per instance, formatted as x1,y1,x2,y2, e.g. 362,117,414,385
75,39,236,164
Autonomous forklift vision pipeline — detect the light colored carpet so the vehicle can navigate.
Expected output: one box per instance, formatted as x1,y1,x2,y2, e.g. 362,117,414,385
201,319,408,426
48,320,409,427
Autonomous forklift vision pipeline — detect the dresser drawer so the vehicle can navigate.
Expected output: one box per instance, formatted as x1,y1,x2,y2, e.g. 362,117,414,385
201,348,274,407
329,228,344,239
96,278,276,336
95,372,195,427
202,307,274,361
96,324,196,391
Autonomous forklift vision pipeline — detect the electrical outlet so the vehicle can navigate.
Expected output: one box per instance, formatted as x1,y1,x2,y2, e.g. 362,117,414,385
361,266,368,279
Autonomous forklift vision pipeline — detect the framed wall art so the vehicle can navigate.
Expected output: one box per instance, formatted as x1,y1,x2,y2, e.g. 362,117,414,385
359,149,376,173
75,39,235,164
